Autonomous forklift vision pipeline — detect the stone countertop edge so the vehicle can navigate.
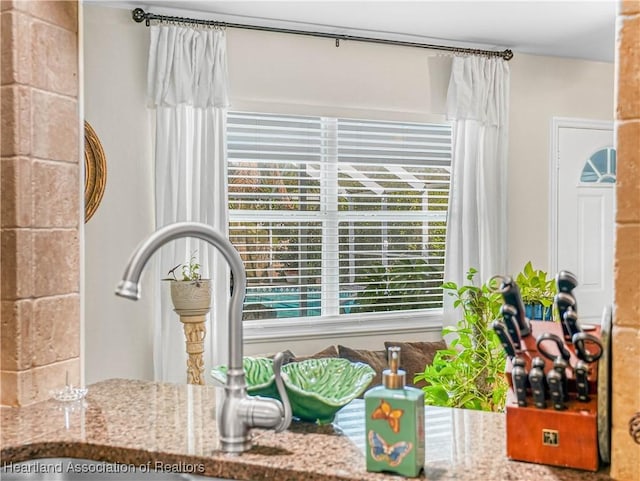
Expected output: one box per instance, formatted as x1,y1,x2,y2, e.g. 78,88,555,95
0,379,612,481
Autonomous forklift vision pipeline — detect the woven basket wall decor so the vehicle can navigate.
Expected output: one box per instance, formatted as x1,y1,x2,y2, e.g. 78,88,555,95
84,121,107,222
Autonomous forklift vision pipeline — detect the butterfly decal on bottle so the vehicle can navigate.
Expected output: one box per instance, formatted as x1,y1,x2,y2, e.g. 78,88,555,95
371,399,404,433
368,430,413,467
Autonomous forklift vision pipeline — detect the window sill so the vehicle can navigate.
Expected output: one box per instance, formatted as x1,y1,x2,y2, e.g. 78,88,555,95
243,310,443,343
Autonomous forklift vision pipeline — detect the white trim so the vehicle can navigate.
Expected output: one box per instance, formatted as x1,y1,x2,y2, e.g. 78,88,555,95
321,117,340,317
231,210,446,222
229,111,451,342
78,0,85,388
549,117,614,273
244,309,443,342
230,99,449,126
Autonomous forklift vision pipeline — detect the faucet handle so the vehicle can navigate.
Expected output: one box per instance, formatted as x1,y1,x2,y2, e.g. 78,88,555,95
272,351,292,432
237,351,292,433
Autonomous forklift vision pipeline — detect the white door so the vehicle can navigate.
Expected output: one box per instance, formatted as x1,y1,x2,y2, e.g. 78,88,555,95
552,119,615,323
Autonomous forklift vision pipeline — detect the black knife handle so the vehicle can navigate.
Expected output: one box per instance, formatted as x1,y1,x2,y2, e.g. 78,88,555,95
511,357,528,407
528,356,547,409
547,366,567,410
500,277,531,337
572,332,604,363
563,307,583,342
492,320,517,358
555,292,577,341
536,332,572,362
500,304,522,349
556,270,578,293
553,357,570,402
575,360,590,402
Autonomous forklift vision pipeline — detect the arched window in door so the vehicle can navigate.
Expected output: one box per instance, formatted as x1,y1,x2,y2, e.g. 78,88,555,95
580,147,616,183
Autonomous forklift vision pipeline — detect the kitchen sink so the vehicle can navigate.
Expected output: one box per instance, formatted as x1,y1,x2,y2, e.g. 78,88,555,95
0,458,231,481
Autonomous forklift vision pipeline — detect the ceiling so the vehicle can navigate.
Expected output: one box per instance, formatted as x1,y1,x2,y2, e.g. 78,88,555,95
111,1,617,62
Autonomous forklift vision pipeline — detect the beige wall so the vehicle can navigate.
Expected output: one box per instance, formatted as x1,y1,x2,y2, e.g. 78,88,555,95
611,2,640,478
0,0,81,406
508,54,615,273
226,27,451,122
82,4,155,383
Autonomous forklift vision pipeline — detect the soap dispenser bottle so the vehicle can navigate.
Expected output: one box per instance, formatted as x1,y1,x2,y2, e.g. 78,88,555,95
364,346,425,477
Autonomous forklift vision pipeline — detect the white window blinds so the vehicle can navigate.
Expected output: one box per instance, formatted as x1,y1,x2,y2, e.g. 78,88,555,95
227,112,451,322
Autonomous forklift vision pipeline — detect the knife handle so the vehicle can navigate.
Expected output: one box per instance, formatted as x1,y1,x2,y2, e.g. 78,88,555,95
536,332,572,362
500,277,531,337
563,307,583,342
492,320,517,358
575,360,590,402
528,357,547,409
553,357,570,402
556,270,578,293
555,292,577,341
511,357,528,407
572,332,604,363
546,366,567,410
500,304,522,349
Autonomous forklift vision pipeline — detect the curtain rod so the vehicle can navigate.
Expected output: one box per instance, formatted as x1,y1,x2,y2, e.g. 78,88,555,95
131,8,513,61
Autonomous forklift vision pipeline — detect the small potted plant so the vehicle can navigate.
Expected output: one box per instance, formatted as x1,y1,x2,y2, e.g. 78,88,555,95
515,261,556,321
165,251,212,314
164,251,212,385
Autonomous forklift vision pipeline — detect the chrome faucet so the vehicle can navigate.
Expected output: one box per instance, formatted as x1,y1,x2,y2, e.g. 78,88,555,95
115,222,292,453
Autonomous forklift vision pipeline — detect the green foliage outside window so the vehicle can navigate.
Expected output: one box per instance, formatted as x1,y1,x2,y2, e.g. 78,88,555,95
229,160,449,315
349,259,442,312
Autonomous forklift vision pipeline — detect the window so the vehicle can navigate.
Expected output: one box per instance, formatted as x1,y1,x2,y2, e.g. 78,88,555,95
227,112,451,325
580,147,616,183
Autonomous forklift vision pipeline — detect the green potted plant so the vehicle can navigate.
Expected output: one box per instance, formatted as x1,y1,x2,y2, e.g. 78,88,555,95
515,261,556,321
165,251,211,313
415,268,507,412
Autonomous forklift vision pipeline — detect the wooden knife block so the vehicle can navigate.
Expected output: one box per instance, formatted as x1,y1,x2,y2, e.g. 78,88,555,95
505,320,600,472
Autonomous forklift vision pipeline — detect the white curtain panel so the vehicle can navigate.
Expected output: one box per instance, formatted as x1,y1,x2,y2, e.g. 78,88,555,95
443,55,510,326
147,25,230,382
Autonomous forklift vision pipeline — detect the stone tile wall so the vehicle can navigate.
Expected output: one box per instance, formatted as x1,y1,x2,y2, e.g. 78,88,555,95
0,0,80,406
611,1,640,478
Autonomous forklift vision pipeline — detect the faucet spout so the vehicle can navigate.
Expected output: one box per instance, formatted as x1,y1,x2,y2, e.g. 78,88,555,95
116,221,291,453
115,222,246,370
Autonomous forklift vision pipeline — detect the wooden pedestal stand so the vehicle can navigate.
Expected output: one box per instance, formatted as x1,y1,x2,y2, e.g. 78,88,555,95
169,280,212,385
176,310,209,385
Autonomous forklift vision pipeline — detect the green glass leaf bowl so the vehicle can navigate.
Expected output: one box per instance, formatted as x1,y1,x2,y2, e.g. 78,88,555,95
211,357,375,424
282,358,375,424
210,357,278,398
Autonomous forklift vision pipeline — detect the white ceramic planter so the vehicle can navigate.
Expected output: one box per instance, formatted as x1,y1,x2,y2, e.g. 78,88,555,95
169,280,212,315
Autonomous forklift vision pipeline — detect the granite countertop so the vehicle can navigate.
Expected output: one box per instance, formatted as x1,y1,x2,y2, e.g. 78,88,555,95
1,379,612,481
